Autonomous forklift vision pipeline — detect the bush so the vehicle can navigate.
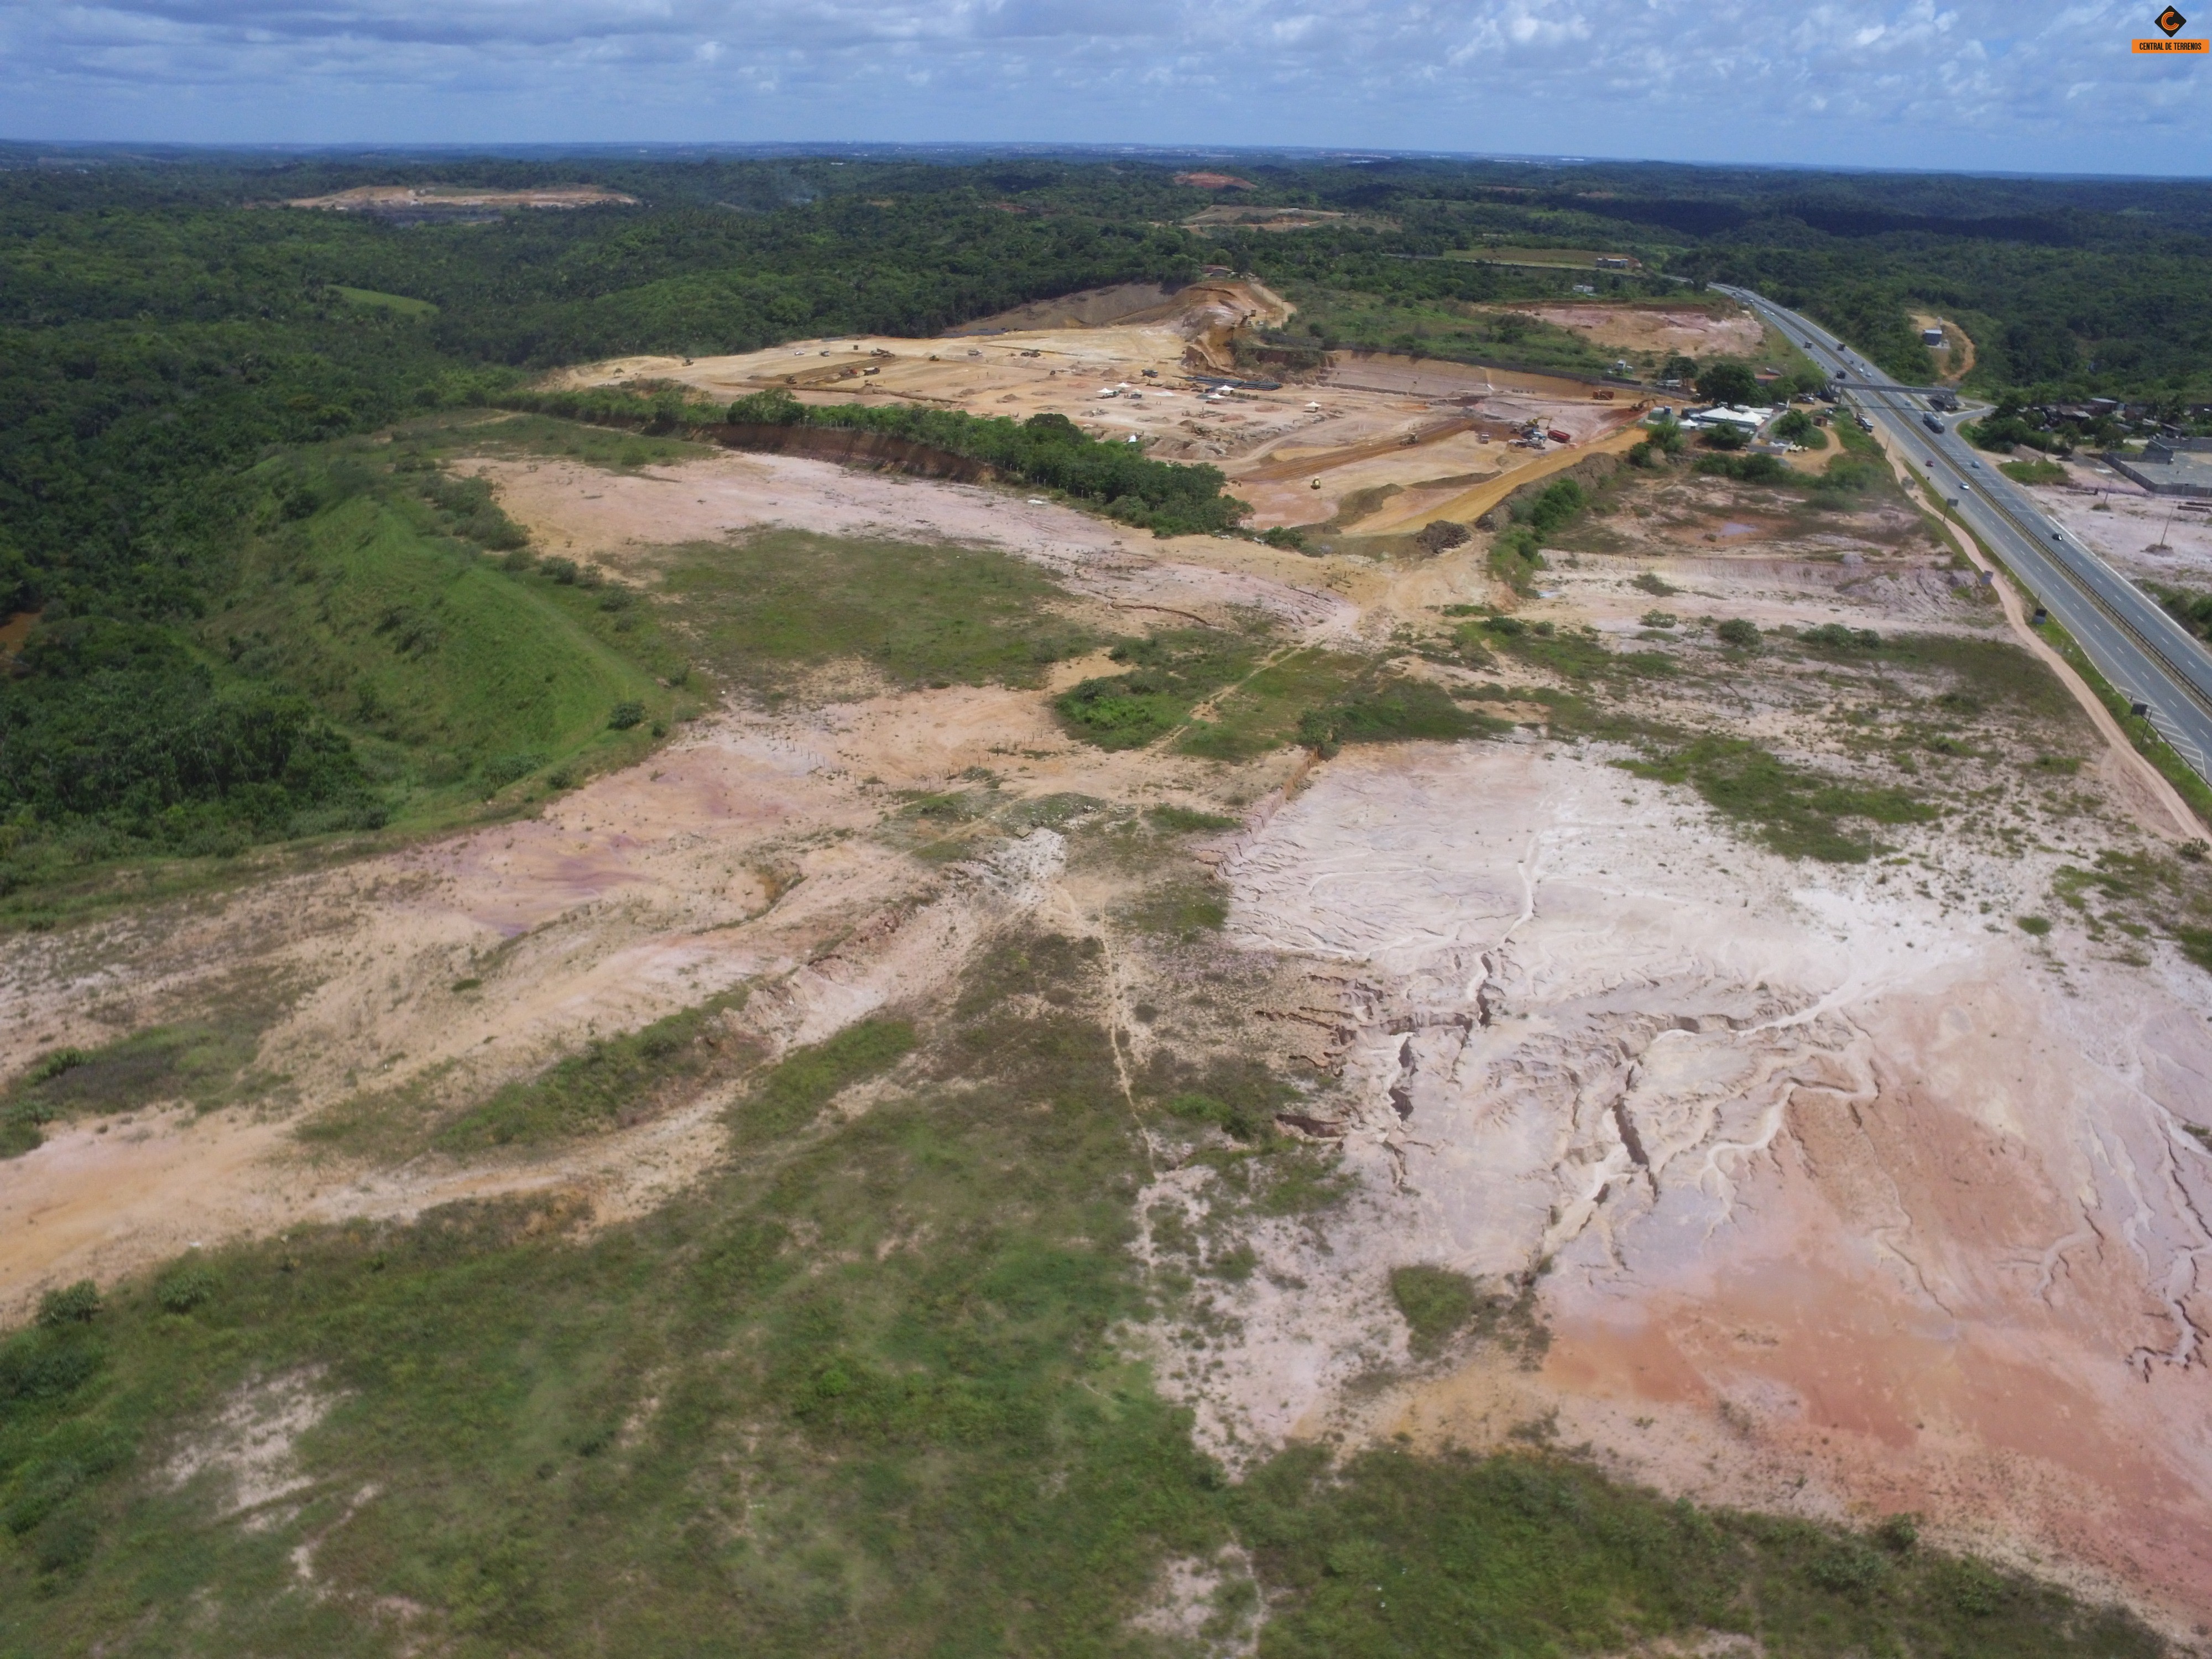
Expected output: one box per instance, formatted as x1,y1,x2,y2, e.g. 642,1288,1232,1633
36,1281,100,1328
1390,1265,1479,1352
481,750,546,787
1415,520,1471,554
1698,423,1749,452
155,1264,217,1314
1260,526,1307,551
727,387,806,426
1773,409,1815,442
1715,619,1761,649
607,701,646,731
25,1049,90,1086
1632,571,1678,596
540,556,580,585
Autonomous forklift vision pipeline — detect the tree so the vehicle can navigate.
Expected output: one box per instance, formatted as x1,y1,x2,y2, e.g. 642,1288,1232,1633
1695,362,1761,407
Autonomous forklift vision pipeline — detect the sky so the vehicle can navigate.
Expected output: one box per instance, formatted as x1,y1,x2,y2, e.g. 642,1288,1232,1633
3,0,2210,175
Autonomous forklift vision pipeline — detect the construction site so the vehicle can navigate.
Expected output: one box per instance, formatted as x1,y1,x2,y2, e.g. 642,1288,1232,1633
554,278,1662,539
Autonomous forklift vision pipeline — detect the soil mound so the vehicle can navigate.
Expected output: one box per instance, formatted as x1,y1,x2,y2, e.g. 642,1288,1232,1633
945,279,1290,340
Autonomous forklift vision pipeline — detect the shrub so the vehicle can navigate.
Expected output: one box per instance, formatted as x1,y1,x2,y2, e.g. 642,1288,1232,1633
1715,618,1761,649
727,387,807,426
1390,1265,1479,1353
1640,610,1677,629
608,701,646,731
1415,520,1471,554
1631,571,1678,596
1699,424,1749,452
36,1281,100,1329
155,1264,218,1314
1772,408,1815,443
24,1049,90,1087
540,556,580,585
1260,526,1306,550
481,750,546,787
2017,915,2052,937
1800,623,1881,650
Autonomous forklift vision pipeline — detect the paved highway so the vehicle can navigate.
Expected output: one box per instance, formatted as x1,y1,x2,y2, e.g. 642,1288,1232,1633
1713,284,2212,789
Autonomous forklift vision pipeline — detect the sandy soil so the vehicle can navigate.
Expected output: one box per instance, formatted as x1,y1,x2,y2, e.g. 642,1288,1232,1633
452,447,1363,640
7,315,2212,1629
1181,735,2212,1623
553,297,1645,536
284,185,635,212
1515,304,1765,358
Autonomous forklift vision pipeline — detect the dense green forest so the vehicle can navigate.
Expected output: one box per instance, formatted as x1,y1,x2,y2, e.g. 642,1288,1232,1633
7,145,2212,900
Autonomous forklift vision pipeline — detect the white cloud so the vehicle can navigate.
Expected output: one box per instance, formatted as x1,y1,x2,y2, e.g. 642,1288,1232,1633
0,0,2205,170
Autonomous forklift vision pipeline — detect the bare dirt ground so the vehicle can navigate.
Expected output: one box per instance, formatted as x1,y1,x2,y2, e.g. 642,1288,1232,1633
450,446,1363,639
1912,311,1976,384
2028,465,2212,588
554,291,1646,535
283,185,636,212
1512,304,1765,359
7,337,2212,1629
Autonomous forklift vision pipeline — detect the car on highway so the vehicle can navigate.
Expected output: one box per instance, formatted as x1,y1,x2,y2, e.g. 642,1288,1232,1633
1922,414,1947,434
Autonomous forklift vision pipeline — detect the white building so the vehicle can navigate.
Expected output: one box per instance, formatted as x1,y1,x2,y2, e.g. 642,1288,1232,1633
1679,404,1767,433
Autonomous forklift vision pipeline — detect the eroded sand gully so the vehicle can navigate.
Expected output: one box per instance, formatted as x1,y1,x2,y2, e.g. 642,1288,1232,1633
4,435,2212,1624
1185,743,2212,1620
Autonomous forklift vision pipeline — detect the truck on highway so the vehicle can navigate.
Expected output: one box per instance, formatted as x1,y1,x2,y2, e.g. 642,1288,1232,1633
1922,413,1947,434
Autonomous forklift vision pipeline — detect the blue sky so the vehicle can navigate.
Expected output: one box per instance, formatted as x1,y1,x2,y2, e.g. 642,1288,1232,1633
3,0,2209,175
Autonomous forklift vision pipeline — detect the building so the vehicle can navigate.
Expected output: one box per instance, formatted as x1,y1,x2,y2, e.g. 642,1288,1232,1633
1921,326,1946,347
2105,436,2212,498
1679,404,1767,434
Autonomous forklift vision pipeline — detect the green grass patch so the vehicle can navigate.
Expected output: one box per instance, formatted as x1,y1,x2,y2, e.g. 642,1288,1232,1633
1235,1446,2162,1659
431,989,755,1152
1146,804,1240,833
733,1017,917,1143
1123,879,1229,940
416,411,709,473
1475,614,1675,692
1057,627,1269,750
2000,457,2069,486
216,456,675,821
664,528,1091,698
2,983,295,1157
1624,737,1937,863
1176,648,1385,761
1390,1265,1479,1353
1298,679,1506,756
